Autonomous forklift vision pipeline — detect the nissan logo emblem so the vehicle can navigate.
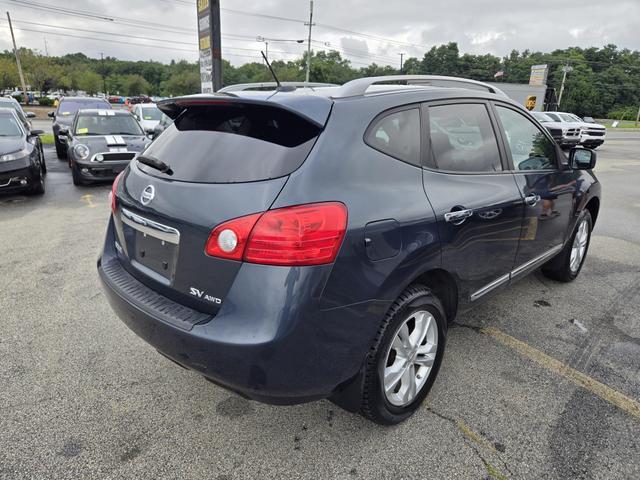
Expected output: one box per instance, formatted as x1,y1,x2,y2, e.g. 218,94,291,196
140,185,155,205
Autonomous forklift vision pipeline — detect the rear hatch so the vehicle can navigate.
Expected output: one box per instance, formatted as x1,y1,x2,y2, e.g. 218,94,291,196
111,93,332,314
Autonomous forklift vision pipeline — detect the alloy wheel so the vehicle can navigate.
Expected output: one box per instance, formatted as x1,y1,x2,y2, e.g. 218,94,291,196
383,310,438,407
570,219,589,273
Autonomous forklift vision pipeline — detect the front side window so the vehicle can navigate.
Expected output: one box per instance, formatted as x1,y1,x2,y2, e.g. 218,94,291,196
495,106,557,171
428,103,502,172
75,114,144,136
545,112,562,122
366,108,421,166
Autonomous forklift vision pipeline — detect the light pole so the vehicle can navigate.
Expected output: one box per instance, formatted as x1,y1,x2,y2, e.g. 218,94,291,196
557,64,573,109
256,36,305,65
399,53,405,74
304,1,314,83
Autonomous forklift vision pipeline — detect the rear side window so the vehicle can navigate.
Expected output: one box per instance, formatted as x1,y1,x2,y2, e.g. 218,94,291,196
427,103,502,173
137,104,321,183
365,108,420,166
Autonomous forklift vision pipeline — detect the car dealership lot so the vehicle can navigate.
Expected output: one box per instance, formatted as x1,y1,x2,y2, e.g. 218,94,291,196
1,132,639,479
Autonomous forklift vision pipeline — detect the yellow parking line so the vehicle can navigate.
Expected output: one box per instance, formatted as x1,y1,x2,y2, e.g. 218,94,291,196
481,327,640,421
80,194,97,208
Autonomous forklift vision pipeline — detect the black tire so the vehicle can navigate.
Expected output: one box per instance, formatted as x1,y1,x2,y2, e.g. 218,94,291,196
361,285,447,425
40,147,47,174
30,165,45,195
71,164,85,186
542,210,592,282
55,136,67,159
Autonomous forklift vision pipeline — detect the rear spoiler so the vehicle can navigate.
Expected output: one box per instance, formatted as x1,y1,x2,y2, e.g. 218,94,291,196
157,93,333,128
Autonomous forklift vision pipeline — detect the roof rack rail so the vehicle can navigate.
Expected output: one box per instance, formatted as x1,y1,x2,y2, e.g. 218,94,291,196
332,75,507,98
218,82,338,93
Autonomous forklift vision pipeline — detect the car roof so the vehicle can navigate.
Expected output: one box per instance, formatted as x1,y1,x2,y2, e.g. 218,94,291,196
76,109,132,116
59,97,109,102
0,96,19,103
136,103,158,108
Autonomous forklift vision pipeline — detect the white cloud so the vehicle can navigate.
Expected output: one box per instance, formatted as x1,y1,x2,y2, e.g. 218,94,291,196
0,0,638,65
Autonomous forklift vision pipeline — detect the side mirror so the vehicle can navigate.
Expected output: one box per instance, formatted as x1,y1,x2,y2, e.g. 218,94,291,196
30,129,45,136
570,147,596,170
26,111,37,118
48,111,55,118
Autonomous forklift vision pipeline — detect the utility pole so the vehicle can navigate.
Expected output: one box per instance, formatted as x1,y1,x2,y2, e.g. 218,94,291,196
398,53,405,74
43,36,49,56
557,64,573,108
635,105,640,127
7,12,28,105
100,53,107,95
304,0,314,83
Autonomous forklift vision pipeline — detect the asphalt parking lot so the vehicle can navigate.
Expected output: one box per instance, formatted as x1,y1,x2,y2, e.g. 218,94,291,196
1,132,639,479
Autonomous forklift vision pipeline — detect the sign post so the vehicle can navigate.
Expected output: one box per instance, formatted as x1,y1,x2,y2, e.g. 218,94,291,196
196,0,222,93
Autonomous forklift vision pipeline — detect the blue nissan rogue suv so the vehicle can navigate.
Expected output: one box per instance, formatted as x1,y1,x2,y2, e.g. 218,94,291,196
98,76,601,424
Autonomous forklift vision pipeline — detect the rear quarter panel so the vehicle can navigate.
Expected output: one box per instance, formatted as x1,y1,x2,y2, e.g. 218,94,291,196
272,96,442,310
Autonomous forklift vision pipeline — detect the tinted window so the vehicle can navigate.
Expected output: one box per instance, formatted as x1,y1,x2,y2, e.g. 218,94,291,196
428,103,502,172
0,115,23,137
559,113,576,122
58,100,110,116
545,112,561,122
495,106,557,171
141,107,162,121
75,114,143,136
366,108,420,166
137,104,321,183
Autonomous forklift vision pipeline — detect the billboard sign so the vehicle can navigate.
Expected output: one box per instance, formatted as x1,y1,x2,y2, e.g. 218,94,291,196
529,64,548,86
196,0,222,93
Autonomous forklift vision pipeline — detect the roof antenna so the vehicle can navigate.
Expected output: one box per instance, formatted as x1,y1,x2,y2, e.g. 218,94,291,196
261,51,295,92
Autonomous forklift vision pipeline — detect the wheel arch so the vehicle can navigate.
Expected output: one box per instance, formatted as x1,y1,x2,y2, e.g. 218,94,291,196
585,196,600,226
408,268,459,323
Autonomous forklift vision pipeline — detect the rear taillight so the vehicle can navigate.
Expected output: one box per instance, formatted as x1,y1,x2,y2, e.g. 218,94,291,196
205,212,263,261
110,172,123,214
205,202,347,266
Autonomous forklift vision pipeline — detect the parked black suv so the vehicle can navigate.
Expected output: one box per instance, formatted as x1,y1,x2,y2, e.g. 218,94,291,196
49,97,111,159
99,76,601,424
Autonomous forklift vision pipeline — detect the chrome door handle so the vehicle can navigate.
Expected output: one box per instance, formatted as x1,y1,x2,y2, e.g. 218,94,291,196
524,194,541,206
444,209,473,224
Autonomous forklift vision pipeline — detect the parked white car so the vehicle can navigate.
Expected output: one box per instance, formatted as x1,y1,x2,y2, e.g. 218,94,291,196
131,103,162,133
545,111,606,149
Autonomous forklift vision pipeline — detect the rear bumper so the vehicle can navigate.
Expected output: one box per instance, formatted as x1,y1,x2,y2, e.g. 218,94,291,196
98,220,386,405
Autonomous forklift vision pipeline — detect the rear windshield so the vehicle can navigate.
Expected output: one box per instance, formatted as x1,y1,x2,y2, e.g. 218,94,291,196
58,100,111,116
137,104,321,183
141,107,162,121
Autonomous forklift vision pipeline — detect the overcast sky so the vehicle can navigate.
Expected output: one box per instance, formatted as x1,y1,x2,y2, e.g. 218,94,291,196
1,0,639,67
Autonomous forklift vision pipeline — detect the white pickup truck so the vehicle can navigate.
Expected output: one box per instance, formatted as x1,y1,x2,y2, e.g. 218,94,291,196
545,112,606,149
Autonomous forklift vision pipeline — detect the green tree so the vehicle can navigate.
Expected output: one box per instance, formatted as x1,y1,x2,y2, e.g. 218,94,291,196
77,71,102,95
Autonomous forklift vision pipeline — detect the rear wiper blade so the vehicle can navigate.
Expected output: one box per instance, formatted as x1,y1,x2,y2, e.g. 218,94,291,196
137,154,173,175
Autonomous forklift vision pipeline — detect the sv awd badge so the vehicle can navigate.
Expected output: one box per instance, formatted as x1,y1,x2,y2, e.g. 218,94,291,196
189,287,222,304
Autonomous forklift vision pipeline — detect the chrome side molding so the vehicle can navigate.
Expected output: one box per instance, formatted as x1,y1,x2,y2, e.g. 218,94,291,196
470,244,563,301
